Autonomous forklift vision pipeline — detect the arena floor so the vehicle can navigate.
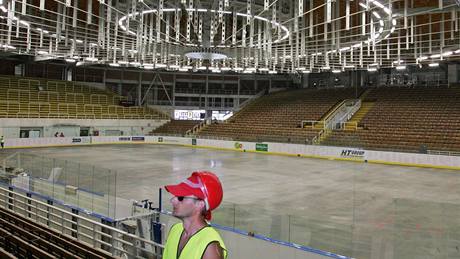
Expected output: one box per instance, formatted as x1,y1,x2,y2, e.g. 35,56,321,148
1,144,460,259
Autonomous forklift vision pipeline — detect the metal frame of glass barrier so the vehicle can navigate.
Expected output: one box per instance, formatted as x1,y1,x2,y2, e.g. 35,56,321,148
0,185,164,258
1,152,119,219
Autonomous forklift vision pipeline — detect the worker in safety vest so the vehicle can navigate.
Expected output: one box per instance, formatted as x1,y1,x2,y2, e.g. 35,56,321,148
163,171,227,259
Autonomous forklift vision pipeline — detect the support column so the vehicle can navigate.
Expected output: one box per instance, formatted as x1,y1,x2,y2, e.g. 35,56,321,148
448,64,458,86
206,110,212,121
153,80,158,105
64,66,73,81
354,71,358,98
138,72,142,106
269,77,272,92
236,76,241,109
14,63,24,76
359,70,365,88
102,69,107,87
119,69,124,95
303,74,309,88
172,73,176,106
205,75,209,108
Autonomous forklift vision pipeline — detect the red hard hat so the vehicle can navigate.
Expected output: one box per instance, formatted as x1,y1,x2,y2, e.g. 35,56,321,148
165,171,223,220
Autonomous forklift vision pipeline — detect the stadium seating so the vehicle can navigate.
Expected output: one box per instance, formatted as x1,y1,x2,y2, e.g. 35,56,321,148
198,88,364,143
0,76,168,120
150,120,202,135
322,86,460,152
0,206,112,258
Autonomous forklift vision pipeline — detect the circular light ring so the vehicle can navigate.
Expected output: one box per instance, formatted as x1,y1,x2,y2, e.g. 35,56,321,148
185,51,228,60
304,0,395,60
118,8,290,48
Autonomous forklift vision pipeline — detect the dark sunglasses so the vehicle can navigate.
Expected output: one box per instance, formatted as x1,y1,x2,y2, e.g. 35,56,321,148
176,196,200,202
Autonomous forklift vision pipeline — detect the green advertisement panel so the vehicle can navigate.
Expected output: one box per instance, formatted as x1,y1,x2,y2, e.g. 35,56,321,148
255,143,268,152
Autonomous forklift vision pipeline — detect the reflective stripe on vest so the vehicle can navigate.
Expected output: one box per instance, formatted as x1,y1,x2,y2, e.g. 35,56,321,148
163,223,227,259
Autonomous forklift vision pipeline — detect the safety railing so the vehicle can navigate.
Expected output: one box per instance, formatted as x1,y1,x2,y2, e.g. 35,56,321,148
91,94,109,105
0,76,11,88
301,120,322,128
237,89,266,109
311,129,322,145
58,102,78,115
65,92,86,103
186,120,207,136
0,100,162,120
339,121,359,130
7,88,32,102
38,90,60,103
325,99,361,130
0,186,164,258
18,79,41,91
113,95,128,105
309,100,361,144
46,80,67,92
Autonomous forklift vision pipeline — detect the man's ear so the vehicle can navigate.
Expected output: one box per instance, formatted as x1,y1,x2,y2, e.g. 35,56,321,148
199,199,207,210
195,199,206,213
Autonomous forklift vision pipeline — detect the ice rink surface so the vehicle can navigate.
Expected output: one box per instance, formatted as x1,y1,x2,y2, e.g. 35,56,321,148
2,144,460,258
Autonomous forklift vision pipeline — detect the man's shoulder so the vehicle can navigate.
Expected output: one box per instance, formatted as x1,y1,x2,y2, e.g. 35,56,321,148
169,222,183,233
202,241,226,259
205,226,221,235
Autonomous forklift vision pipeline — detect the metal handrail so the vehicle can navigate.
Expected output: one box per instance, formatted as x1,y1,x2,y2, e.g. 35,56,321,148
301,120,322,128
325,99,361,130
90,94,108,105
0,186,164,258
186,120,207,135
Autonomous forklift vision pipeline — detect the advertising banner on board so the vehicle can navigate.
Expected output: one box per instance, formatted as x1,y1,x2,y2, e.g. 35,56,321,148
71,137,91,144
340,149,366,159
255,143,268,152
131,136,145,142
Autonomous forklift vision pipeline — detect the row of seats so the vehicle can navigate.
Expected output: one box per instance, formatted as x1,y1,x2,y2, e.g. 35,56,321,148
0,101,158,119
198,88,363,143
0,76,167,120
323,86,460,152
150,120,202,135
1,89,123,105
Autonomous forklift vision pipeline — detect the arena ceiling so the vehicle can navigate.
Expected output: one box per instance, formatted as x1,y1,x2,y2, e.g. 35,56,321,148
0,0,459,74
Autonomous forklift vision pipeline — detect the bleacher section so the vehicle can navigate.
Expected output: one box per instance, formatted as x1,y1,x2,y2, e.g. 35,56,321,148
150,120,202,135
198,88,363,143
322,87,460,152
0,76,168,120
0,206,113,258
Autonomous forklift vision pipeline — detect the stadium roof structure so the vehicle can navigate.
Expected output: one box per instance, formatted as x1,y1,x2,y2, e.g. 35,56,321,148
0,0,459,73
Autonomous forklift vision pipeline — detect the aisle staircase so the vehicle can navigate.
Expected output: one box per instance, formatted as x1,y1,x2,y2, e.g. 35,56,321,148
344,102,375,130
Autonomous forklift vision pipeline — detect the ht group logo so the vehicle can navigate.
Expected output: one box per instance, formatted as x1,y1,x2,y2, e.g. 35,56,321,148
234,142,243,149
340,149,365,158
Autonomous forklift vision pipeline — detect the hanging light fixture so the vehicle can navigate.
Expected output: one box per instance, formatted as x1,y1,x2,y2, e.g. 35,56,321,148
1,0,460,73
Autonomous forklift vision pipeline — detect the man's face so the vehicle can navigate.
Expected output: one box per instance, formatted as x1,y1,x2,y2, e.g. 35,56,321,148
170,196,202,219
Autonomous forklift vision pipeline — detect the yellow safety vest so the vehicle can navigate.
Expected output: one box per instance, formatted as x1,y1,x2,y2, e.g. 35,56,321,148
163,223,227,259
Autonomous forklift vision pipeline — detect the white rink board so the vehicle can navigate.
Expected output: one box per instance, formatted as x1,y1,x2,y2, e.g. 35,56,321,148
2,135,460,169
